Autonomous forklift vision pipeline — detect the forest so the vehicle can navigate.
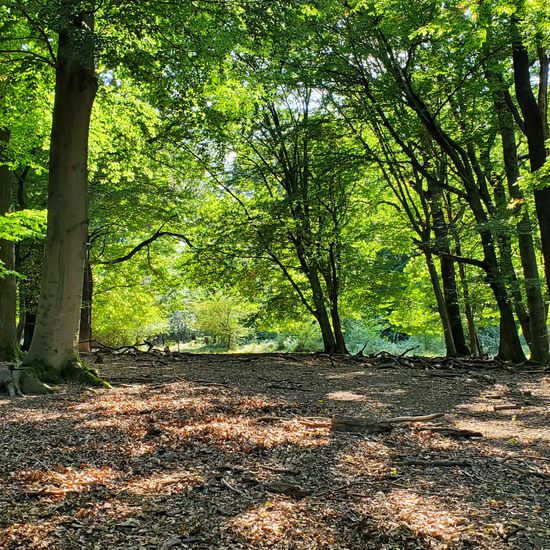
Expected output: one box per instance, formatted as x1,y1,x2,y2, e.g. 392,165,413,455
0,0,549,549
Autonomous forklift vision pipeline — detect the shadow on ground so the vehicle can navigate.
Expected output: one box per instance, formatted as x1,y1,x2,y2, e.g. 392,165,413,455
0,353,548,549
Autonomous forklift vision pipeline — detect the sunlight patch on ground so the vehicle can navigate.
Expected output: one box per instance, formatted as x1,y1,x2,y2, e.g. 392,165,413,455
335,440,394,478
1,520,58,550
0,407,67,424
410,428,462,452
326,390,367,402
17,465,119,498
168,417,331,451
227,499,337,547
359,490,471,547
123,470,204,496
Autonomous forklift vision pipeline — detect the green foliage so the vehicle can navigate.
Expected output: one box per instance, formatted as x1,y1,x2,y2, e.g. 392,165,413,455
93,264,168,347
3,0,547,359
0,209,46,242
191,292,258,350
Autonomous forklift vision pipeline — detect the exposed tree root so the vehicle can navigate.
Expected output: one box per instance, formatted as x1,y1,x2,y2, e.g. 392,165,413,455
17,359,110,395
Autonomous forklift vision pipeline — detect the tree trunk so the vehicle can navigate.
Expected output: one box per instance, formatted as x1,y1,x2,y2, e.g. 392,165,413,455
440,255,469,355
314,301,337,354
429,187,469,355
456,259,480,357
424,250,457,357
16,291,25,344
512,18,550,299
330,306,347,354
0,128,20,361
494,81,549,362
78,256,93,352
326,244,348,354
24,14,98,375
22,312,35,352
374,49,525,361
493,177,532,347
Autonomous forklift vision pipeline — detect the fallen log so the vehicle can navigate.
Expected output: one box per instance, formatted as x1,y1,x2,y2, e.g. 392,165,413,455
331,416,392,434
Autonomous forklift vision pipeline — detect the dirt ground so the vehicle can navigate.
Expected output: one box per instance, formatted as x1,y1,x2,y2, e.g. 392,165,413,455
0,352,549,549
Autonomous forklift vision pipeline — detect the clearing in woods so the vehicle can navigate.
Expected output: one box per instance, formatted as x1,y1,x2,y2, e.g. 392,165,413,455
0,352,549,549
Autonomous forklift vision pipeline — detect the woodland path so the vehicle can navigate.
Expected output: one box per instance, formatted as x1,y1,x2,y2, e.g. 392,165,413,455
1,352,549,549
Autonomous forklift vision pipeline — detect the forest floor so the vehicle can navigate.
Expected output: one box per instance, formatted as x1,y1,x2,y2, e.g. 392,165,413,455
0,352,549,550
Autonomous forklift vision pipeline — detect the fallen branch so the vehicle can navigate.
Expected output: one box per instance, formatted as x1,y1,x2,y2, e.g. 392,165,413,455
420,427,483,439
266,384,314,392
331,416,392,434
261,465,299,475
299,419,332,428
397,458,471,467
388,412,445,423
264,481,312,498
504,464,550,480
221,478,246,497
494,404,522,411
399,345,420,357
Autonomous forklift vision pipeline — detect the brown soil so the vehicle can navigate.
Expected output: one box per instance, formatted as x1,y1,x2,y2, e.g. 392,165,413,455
1,352,549,549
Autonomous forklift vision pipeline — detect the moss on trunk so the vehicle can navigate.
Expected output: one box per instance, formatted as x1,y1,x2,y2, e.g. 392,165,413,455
19,358,110,395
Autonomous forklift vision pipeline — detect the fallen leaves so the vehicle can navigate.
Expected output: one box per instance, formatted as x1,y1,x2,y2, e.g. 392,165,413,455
0,353,549,549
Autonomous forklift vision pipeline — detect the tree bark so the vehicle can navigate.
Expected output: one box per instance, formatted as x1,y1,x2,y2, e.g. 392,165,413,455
312,291,338,354
78,255,93,353
424,249,457,357
492,176,532,347
400,81,525,362
0,128,20,361
512,17,550,300
24,12,98,374
429,184,469,355
325,243,348,354
456,258,480,357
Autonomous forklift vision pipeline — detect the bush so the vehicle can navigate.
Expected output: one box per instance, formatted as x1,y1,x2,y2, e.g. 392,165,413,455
191,292,258,350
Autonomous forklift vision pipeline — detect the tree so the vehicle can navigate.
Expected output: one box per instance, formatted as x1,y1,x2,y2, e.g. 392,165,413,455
192,292,256,350
188,85,368,353
0,127,18,361
509,0,550,298
275,0,531,361
19,2,99,385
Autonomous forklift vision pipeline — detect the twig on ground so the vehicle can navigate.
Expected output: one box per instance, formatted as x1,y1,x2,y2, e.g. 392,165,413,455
221,477,247,497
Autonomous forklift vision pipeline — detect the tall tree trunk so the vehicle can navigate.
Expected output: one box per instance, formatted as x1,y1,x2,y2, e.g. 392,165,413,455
495,82,549,362
429,187,469,355
16,289,25,343
24,13,98,374
78,255,93,352
424,249,457,357
512,17,550,299
329,305,347,354
492,177,532,347
326,244,348,354
311,287,337,354
0,128,20,361
440,255,469,354
456,256,480,357
22,313,36,351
